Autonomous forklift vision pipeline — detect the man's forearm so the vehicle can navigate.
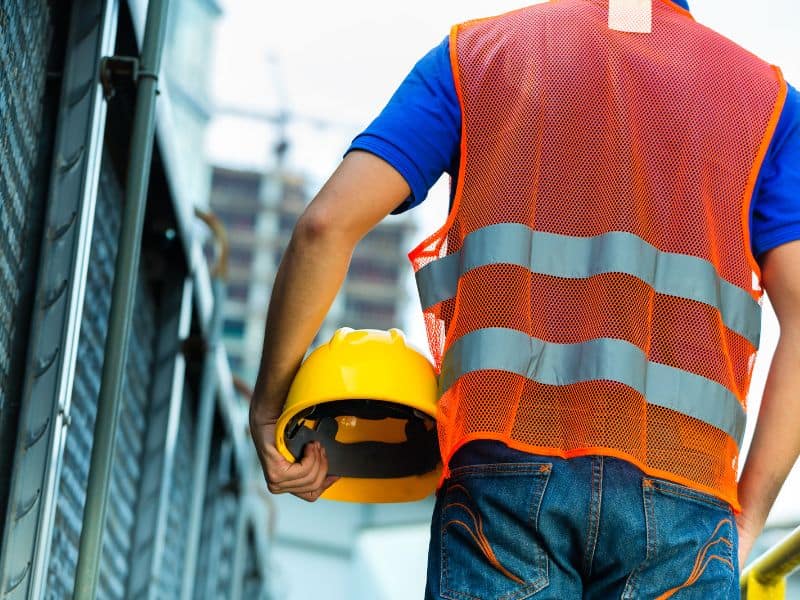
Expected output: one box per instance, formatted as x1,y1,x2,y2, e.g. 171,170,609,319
737,327,800,528
251,223,353,420
248,152,412,422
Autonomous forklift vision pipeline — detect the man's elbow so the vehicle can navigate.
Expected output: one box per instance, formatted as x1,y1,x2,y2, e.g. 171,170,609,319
292,207,354,249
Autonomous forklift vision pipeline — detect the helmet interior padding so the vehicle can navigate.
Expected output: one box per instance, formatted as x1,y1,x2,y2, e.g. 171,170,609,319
284,399,440,479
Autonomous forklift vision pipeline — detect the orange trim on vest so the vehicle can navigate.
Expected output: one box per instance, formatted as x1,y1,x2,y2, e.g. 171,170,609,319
741,68,788,287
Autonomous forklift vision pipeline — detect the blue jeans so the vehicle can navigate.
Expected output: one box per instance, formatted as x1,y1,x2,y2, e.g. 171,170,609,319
425,441,740,599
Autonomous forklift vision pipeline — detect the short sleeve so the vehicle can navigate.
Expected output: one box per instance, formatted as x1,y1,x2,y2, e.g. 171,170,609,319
346,36,461,215
751,83,800,259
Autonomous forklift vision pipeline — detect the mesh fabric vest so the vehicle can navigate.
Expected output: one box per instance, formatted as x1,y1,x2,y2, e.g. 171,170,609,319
410,0,787,509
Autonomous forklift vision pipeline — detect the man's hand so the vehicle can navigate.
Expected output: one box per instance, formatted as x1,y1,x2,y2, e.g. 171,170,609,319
249,410,338,502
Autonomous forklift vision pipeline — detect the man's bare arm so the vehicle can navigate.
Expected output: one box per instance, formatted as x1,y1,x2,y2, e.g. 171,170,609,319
736,240,800,566
249,151,411,500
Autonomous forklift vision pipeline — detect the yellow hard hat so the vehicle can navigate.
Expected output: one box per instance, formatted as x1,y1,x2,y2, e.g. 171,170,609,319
275,328,440,503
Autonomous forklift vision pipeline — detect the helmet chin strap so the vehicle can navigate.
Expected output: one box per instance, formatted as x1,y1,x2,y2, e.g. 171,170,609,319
609,0,652,33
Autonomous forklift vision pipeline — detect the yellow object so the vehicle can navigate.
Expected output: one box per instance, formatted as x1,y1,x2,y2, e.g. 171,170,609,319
741,525,800,599
275,328,440,503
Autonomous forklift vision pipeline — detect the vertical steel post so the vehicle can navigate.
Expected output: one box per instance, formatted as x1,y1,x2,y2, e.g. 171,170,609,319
181,209,228,600
181,275,226,600
230,499,251,600
73,0,170,596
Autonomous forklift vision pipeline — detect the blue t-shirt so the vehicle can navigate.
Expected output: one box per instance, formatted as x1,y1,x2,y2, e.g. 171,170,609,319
349,2,800,259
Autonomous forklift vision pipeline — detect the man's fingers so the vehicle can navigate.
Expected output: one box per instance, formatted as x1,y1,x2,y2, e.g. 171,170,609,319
298,489,322,503
296,474,339,502
269,444,335,496
271,466,323,493
259,440,339,500
251,422,330,496
266,441,314,480
294,473,337,503
266,443,326,490
307,458,329,492
272,474,339,500
281,442,322,479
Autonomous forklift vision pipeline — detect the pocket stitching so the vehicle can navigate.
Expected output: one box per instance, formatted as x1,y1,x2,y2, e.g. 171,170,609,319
448,462,552,480
622,481,737,599
649,479,731,512
439,467,552,600
652,519,735,598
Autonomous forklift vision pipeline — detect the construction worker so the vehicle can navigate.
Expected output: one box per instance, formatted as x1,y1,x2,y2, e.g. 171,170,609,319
249,0,800,597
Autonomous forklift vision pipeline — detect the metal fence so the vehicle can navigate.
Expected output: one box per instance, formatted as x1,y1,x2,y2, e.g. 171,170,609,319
46,159,128,598
0,0,271,598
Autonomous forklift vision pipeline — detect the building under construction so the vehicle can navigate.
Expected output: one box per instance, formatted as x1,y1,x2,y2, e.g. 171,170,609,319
208,165,416,385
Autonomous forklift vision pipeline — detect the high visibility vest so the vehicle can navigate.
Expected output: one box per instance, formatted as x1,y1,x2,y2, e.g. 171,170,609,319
410,0,787,509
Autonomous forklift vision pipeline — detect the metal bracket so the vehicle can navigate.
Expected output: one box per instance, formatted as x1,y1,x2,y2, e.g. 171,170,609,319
99,55,139,100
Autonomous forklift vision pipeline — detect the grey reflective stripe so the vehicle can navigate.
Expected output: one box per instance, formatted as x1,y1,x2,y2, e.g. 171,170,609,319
415,224,761,347
441,328,746,447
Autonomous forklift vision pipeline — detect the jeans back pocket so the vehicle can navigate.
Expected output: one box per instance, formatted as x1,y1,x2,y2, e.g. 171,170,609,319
439,462,552,600
622,477,738,600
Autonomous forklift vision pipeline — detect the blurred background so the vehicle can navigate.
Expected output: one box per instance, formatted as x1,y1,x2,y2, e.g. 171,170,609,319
0,0,798,598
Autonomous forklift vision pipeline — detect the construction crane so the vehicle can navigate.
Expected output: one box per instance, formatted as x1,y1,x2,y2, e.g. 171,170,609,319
216,53,360,169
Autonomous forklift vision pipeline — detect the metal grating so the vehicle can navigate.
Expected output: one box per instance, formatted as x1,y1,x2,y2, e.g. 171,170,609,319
193,445,216,600
0,0,51,500
242,530,265,600
194,439,240,600
159,391,195,598
98,271,157,598
45,158,158,599
45,162,122,599
213,491,239,599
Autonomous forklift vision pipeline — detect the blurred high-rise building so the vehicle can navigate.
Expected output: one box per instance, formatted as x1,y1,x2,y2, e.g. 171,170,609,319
209,165,415,385
342,221,411,330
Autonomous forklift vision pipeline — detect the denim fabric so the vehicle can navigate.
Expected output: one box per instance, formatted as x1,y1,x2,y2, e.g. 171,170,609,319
425,441,739,599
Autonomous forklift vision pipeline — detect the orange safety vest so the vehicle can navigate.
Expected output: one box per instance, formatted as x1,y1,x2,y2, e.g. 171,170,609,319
410,0,787,510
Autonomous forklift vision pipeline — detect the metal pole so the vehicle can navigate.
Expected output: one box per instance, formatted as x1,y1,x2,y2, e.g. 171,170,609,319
181,277,225,600
229,497,250,600
741,525,800,598
73,0,170,596
181,211,228,600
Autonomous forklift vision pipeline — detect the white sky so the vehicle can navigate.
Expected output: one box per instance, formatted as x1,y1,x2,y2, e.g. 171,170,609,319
208,0,800,574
